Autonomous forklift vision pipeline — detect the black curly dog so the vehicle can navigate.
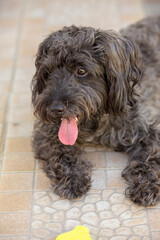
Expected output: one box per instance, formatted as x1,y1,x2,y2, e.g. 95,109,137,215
32,16,160,206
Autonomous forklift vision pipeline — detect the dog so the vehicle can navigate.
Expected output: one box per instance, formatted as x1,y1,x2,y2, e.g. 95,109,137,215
31,16,160,206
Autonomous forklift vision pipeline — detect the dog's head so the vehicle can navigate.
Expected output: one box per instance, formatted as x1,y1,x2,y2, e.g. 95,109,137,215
32,26,141,144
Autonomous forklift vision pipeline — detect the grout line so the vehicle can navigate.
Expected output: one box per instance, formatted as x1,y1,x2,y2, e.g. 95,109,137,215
147,208,153,240
29,156,38,237
103,152,108,189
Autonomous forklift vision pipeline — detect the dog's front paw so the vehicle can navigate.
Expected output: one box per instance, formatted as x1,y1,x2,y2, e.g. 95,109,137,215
125,183,160,206
52,174,92,199
48,156,92,199
122,161,160,206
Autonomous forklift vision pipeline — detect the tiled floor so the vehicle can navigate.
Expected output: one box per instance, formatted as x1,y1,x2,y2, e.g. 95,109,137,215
0,0,160,239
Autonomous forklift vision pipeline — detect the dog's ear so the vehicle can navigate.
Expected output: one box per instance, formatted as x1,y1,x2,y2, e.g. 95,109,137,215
31,36,52,105
96,30,142,117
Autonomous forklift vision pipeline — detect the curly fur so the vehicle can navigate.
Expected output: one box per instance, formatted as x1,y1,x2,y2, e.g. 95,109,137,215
31,16,160,206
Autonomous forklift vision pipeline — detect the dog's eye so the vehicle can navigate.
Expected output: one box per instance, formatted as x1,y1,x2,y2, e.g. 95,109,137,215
76,67,88,77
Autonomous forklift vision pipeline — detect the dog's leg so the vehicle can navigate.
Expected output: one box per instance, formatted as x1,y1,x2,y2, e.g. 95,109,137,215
32,122,92,199
43,144,92,199
121,123,160,206
100,117,160,206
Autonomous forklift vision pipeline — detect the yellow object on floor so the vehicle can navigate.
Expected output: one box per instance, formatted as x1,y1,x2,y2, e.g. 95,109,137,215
56,226,92,240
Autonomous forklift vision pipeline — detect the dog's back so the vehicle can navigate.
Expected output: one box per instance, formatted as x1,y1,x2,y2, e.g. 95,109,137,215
121,16,160,117
120,16,160,64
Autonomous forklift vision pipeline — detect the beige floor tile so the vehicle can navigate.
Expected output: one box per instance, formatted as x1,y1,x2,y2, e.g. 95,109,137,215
121,13,145,24
9,107,34,123
45,0,122,30
11,93,32,107
149,209,160,231
35,172,50,190
0,82,10,94
0,58,14,81
105,151,128,169
0,43,16,60
19,41,38,58
0,65,12,81
0,192,31,212
119,0,143,13
0,237,29,240
22,18,44,38
5,138,32,154
7,122,33,138
151,231,160,240
92,171,106,189
0,158,3,171
0,108,5,123
0,36,16,55
1,0,23,17
0,173,33,191
107,169,127,188
13,77,33,94
0,123,3,139
0,94,8,108
3,154,35,172
14,65,35,80
87,151,105,169
0,57,13,67
122,0,142,3
26,8,45,19
21,33,43,45
20,34,43,46
0,213,30,235
0,18,19,30
0,70,12,81
26,0,45,10
16,57,35,70
36,160,43,171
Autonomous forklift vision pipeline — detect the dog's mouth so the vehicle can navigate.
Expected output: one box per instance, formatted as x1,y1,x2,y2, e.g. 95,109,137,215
58,116,79,145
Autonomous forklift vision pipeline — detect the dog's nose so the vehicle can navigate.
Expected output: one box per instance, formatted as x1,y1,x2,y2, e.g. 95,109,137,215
51,103,65,113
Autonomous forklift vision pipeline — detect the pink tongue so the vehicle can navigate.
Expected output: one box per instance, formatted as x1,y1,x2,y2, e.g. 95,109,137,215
58,117,78,145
